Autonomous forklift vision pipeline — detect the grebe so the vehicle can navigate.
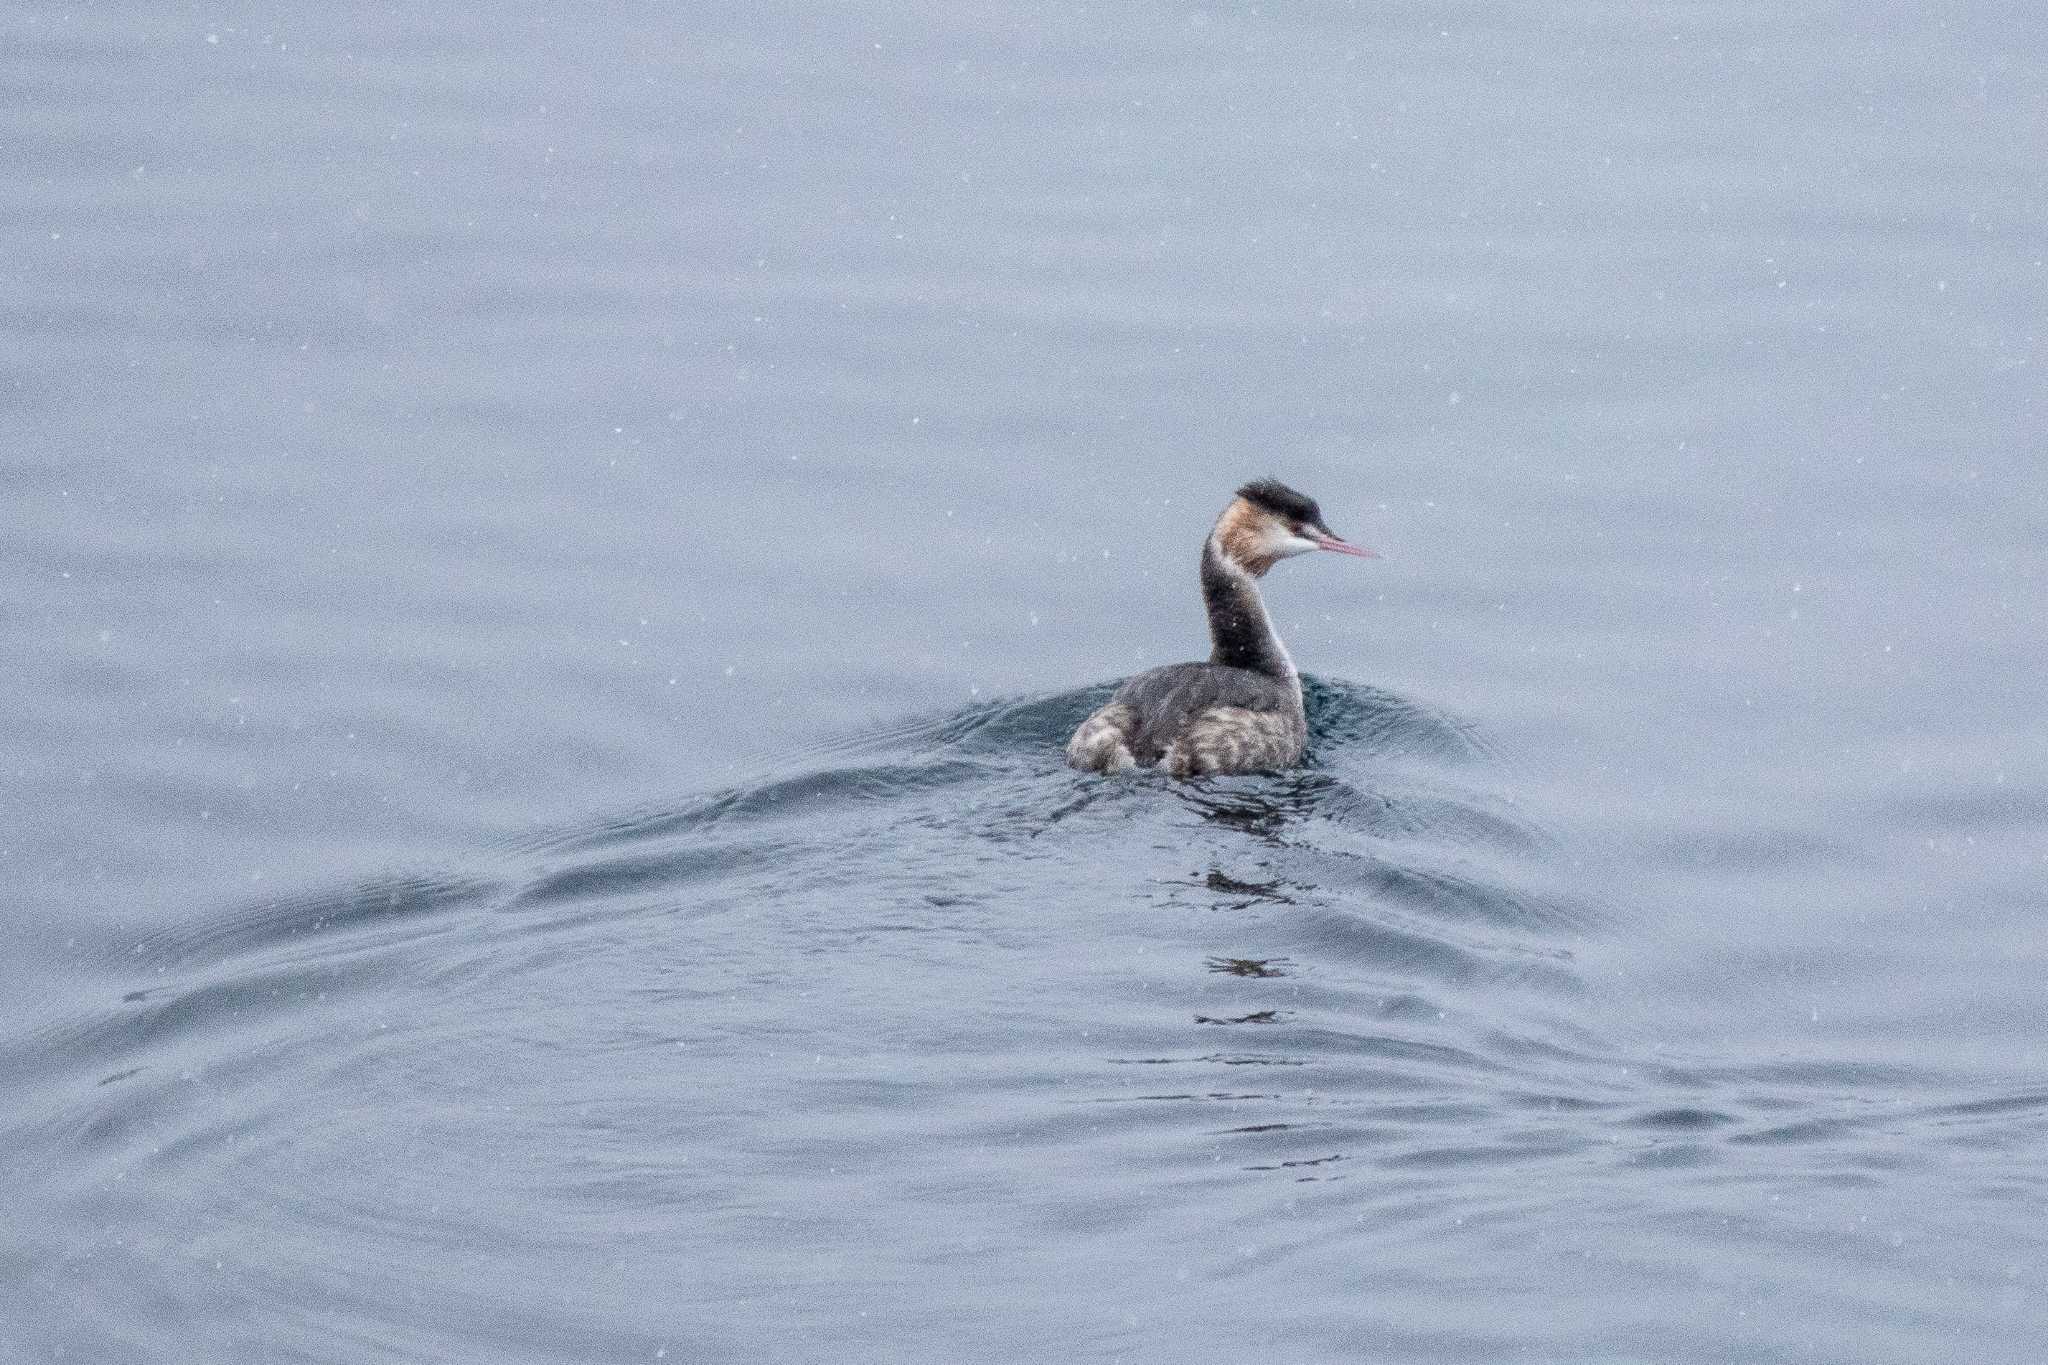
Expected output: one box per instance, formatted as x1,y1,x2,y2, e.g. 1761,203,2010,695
1066,479,1375,778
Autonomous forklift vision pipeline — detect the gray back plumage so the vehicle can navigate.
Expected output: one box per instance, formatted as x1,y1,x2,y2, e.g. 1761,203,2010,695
1107,662,1299,765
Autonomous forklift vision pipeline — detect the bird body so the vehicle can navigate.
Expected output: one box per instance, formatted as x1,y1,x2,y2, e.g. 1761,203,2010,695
1066,480,1373,779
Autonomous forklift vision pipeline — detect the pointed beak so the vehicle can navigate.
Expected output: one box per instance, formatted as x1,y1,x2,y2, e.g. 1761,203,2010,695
1309,529,1378,559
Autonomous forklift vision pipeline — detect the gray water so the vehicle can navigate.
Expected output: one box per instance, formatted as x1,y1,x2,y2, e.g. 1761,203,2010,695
5,3,2045,1360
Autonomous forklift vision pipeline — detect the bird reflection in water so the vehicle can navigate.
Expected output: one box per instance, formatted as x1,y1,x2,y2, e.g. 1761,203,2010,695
1206,957,1292,978
1171,768,1343,843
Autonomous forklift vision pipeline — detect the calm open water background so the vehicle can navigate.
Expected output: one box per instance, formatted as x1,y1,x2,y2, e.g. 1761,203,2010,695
4,2,2045,1360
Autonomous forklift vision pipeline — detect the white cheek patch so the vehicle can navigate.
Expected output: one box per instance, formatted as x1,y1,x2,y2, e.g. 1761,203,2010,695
1268,527,1320,559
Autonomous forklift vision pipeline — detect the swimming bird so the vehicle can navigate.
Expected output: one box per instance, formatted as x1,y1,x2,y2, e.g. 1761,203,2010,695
1066,479,1375,778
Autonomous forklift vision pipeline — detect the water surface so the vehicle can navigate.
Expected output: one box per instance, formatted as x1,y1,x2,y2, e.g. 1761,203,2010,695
4,2,2045,1360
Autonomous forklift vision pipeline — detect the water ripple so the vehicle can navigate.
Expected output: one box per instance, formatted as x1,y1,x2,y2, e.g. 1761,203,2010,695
5,679,2043,1361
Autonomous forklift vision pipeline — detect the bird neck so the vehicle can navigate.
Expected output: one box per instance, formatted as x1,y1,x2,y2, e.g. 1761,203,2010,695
1201,533,1296,683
